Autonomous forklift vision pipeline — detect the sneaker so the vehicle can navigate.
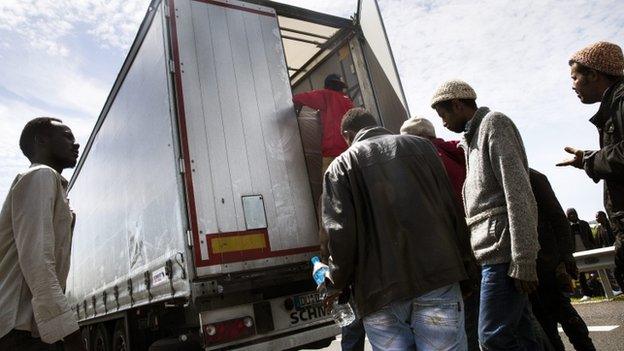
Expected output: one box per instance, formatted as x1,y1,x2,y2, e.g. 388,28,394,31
580,295,591,301
613,290,623,296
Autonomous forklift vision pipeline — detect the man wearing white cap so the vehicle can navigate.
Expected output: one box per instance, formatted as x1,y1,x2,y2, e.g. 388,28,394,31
558,41,624,295
431,80,540,350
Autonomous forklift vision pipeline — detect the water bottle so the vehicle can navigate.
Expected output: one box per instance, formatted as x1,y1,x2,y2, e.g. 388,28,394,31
311,256,329,286
310,256,356,327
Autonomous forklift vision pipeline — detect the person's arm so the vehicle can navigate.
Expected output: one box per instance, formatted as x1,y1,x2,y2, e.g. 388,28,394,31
321,159,356,290
293,90,326,111
533,172,574,262
559,101,624,179
487,116,539,282
581,221,596,249
11,169,79,344
429,142,479,294
584,103,624,181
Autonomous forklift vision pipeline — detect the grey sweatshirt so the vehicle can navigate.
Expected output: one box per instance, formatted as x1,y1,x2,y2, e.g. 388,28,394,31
460,107,539,281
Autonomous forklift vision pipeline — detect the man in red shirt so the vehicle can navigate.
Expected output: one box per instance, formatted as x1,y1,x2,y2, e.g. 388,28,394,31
293,74,354,174
400,117,466,210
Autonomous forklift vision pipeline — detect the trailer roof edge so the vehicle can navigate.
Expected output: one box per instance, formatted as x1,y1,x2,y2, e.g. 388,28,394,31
242,0,353,28
69,0,163,189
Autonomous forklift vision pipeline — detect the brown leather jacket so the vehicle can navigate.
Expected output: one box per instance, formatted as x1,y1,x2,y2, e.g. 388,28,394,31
321,127,475,317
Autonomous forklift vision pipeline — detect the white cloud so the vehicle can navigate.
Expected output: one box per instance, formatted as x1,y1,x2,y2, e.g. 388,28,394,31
0,0,147,55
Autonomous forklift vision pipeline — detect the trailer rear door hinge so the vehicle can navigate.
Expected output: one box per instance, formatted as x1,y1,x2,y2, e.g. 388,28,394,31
178,158,186,174
186,230,193,247
169,59,176,74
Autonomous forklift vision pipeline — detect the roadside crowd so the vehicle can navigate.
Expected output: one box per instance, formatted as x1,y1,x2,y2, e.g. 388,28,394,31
299,40,624,351
0,33,622,351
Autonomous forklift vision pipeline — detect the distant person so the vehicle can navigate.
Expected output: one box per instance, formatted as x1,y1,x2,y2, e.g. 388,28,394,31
0,118,85,350
322,108,476,350
529,169,596,351
566,208,595,252
566,208,596,301
432,79,540,350
557,40,624,304
595,211,616,247
293,73,354,174
400,116,479,351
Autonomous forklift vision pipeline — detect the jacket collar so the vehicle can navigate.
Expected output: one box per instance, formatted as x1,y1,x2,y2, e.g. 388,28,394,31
352,126,392,144
590,80,624,128
461,106,490,147
30,163,69,189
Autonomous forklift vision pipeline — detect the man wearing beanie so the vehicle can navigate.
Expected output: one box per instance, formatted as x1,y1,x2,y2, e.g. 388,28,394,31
558,41,624,295
431,80,540,350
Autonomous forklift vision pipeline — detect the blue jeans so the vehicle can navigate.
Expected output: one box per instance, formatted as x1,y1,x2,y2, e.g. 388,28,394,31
362,283,466,351
479,264,539,350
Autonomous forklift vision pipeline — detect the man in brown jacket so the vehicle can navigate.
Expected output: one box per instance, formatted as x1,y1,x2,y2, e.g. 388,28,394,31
322,108,476,350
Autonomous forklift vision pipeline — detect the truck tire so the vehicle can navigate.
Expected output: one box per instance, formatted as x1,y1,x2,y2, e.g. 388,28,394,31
112,320,129,351
93,324,112,351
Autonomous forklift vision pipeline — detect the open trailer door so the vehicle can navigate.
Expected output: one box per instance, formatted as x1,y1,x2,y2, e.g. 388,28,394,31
356,0,410,133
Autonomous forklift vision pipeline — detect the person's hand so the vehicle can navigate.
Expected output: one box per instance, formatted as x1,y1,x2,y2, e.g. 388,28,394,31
556,146,584,169
514,278,538,294
564,260,579,279
322,290,341,311
63,329,87,351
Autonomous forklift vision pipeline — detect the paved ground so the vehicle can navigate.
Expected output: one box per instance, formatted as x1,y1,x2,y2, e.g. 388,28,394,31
315,300,624,351
560,300,624,351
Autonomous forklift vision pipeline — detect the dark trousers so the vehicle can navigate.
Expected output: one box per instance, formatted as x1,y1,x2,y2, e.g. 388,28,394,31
341,318,365,351
530,269,596,351
463,286,481,351
614,238,624,291
0,330,62,351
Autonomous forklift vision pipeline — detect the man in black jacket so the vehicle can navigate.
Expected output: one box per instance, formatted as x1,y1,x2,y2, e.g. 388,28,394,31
558,40,624,297
566,208,595,253
322,108,476,350
566,208,598,299
529,170,595,351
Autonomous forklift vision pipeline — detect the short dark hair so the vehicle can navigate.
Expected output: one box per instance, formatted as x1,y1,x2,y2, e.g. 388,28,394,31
19,117,63,160
324,74,346,92
341,107,378,134
434,99,478,111
569,60,621,83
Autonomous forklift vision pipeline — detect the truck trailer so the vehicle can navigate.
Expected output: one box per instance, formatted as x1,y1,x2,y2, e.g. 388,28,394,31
66,0,409,349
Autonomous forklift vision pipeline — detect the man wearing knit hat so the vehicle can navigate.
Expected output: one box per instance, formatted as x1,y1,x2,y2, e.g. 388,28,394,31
558,41,624,294
431,80,540,351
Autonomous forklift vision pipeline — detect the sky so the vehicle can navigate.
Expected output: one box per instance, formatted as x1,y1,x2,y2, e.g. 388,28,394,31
0,0,622,221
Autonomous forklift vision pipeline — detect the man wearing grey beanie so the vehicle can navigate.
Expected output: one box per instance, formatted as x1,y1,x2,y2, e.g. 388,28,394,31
431,80,540,351
558,41,624,298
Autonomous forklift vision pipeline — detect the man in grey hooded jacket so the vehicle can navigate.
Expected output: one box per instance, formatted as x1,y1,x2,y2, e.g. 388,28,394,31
432,80,540,351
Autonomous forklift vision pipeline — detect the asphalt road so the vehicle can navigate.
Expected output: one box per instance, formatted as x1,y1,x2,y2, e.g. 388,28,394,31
316,300,624,351
560,300,624,351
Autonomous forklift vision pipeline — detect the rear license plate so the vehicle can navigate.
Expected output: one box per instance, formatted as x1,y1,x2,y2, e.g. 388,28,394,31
283,292,329,326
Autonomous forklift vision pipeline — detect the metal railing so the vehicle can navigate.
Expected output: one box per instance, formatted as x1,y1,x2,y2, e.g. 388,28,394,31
573,246,618,299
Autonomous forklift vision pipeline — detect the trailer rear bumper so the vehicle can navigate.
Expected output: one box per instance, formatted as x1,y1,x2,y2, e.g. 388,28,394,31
224,322,340,351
